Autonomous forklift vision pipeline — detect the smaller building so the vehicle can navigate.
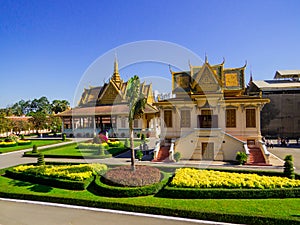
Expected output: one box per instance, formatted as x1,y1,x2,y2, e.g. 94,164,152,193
248,70,300,139
58,59,159,138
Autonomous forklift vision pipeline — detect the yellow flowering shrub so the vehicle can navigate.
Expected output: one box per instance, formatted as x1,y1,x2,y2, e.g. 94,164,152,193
13,163,107,181
170,168,300,189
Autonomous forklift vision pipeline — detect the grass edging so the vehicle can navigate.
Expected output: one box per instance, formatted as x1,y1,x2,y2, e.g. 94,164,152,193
90,172,170,197
0,192,299,225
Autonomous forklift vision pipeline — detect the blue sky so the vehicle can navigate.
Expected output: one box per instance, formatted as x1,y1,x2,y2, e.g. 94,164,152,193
1,0,300,108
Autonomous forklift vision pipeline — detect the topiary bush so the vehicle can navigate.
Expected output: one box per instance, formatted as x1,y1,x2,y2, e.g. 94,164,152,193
174,152,181,162
98,144,105,155
236,151,247,165
124,138,129,148
141,133,145,142
32,144,38,153
93,135,101,144
37,153,45,166
284,155,295,179
136,150,143,161
62,133,67,141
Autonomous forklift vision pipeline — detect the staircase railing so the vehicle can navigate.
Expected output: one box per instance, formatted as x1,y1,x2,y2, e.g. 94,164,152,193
243,144,251,163
169,139,175,161
153,140,160,159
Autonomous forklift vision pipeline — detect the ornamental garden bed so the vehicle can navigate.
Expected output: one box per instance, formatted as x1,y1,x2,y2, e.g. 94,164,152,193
5,163,107,190
157,168,300,199
90,165,170,197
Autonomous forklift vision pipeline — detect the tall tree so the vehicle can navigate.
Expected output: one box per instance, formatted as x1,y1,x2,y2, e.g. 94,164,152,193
29,111,48,134
30,96,51,114
51,100,70,114
126,75,147,171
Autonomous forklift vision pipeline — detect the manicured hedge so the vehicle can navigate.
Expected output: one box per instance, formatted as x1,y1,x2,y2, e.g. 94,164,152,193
0,191,299,225
90,172,170,197
157,185,300,199
17,140,32,145
5,169,93,190
0,141,17,147
23,154,112,159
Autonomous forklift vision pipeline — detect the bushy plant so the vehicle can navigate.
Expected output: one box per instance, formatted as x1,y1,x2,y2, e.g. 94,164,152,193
136,150,143,161
284,155,295,179
141,133,145,141
98,144,105,155
62,133,67,141
137,133,141,138
124,138,129,148
32,144,38,153
20,134,25,140
93,135,101,144
5,134,19,142
236,151,247,165
174,152,181,162
37,153,45,166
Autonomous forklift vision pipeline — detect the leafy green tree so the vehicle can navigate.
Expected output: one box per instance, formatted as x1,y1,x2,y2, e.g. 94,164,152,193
11,119,30,135
51,100,70,114
30,96,51,114
126,75,147,170
0,113,11,135
48,115,62,134
29,111,48,134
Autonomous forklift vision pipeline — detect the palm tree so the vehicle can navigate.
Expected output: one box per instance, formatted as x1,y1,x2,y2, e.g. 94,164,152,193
126,75,147,171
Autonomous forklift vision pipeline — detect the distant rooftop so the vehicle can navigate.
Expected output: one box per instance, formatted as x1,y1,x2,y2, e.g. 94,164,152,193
274,70,300,79
252,79,300,91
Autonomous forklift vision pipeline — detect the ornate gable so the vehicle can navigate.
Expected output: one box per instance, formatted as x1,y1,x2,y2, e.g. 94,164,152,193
97,81,123,105
192,63,222,93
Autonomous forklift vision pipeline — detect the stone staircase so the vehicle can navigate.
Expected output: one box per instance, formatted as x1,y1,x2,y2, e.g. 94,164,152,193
152,146,170,162
246,146,272,166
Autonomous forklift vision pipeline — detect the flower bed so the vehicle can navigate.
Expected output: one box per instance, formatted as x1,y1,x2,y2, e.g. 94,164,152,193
0,141,17,147
103,165,161,187
5,163,108,190
170,168,300,189
12,163,107,181
91,171,169,197
17,140,32,145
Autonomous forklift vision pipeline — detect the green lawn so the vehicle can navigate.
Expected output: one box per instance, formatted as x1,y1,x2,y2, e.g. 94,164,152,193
0,170,299,224
0,140,67,154
24,140,145,158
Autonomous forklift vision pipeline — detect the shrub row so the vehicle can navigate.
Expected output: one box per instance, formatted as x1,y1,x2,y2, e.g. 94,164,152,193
5,169,93,190
0,140,32,147
23,153,112,159
77,142,112,150
0,191,298,225
157,185,300,199
90,172,170,197
170,168,300,189
0,141,18,147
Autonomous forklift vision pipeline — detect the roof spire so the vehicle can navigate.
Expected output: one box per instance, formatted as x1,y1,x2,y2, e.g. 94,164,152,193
205,53,208,63
111,53,121,87
114,52,119,74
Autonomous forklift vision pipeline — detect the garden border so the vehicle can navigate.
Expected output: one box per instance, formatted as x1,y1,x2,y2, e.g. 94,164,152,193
90,172,170,197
